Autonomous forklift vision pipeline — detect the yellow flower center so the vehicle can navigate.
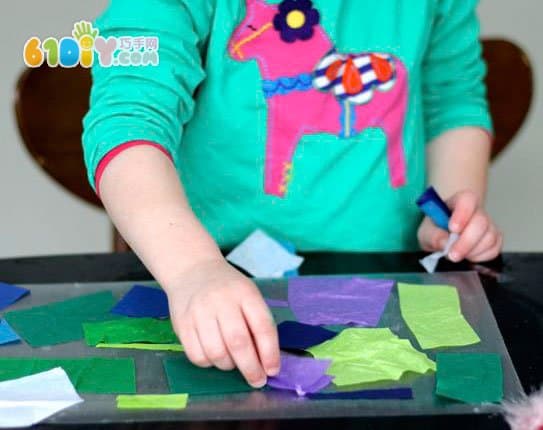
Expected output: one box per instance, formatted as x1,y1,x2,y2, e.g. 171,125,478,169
286,10,306,29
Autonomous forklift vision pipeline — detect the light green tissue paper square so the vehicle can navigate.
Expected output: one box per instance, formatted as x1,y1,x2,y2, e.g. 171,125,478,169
116,394,189,410
308,328,435,386
398,283,480,349
96,342,183,352
84,318,177,346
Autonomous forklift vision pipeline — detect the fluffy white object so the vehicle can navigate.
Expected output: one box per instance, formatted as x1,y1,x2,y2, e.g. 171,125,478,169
503,389,543,430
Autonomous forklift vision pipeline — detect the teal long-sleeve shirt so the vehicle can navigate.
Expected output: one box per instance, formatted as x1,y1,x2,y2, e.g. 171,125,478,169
83,0,492,251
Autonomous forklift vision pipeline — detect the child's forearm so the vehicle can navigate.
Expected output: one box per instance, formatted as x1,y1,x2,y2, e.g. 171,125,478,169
427,126,491,202
420,127,501,262
99,145,280,385
98,145,223,288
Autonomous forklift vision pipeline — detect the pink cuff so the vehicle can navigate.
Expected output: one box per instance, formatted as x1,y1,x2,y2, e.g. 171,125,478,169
95,140,173,197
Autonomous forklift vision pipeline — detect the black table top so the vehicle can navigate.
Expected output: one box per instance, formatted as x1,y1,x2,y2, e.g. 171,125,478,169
0,251,541,430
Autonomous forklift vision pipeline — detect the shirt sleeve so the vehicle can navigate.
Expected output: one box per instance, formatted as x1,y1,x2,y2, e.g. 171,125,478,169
422,0,493,143
82,0,213,189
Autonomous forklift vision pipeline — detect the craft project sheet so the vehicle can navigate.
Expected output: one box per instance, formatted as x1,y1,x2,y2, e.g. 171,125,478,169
0,272,523,423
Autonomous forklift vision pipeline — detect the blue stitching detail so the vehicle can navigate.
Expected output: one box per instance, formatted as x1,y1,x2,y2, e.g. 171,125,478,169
262,73,314,98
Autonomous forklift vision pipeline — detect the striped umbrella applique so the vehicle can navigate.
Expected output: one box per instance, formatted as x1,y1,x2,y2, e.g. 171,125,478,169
313,51,397,105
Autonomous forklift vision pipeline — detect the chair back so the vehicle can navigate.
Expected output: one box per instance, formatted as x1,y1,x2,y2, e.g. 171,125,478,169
481,39,533,158
15,66,100,207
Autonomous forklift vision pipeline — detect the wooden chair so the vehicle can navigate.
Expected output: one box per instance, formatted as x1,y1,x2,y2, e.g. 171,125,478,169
14,38,534,252
482,39,533,157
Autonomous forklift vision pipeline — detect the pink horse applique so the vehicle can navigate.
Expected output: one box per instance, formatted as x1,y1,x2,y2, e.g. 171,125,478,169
229,0,408,197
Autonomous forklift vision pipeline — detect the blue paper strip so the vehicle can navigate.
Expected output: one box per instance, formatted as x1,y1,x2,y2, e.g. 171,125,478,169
307,387,413,400
111,285,169,319
278,321,337,351
0,282,30,311
0,319,21,345
279,240,300,277
284,269,299,278
416,187,451,231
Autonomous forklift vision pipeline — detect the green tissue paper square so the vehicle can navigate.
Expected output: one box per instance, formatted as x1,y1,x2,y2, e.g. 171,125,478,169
436,353,503,403
0,357,136,394
4,291,120,347
163,355,253,395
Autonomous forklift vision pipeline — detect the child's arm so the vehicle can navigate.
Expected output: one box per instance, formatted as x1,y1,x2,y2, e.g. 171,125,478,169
417,0,502,262
82,0,279,386
418,127,502,262
99,145,279,387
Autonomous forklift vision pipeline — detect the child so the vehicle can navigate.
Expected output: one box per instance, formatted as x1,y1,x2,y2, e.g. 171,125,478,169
83,0,502,388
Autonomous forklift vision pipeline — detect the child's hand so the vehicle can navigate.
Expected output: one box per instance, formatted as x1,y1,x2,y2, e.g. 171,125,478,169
417,190,503,263
166,258,280,388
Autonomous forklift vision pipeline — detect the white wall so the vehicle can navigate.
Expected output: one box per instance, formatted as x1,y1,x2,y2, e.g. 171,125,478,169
0,1,110,258
479,0,543,251
0,0,540,258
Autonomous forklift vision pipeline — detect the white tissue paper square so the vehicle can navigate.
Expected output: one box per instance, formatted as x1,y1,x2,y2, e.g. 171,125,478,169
226,229,304,278
420,233,460,273
0,367,83,428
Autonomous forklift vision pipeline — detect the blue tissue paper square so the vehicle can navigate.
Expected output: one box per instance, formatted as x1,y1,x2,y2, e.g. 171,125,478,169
0,319,21,345
0,282,30,311
111,285,169,318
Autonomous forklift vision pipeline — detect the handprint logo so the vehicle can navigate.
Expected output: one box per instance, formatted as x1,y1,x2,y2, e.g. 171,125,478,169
72,21,99,67
23,20,158,69
72,21,98,47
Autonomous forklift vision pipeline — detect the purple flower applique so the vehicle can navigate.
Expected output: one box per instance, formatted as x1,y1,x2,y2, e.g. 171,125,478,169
273,0,320,43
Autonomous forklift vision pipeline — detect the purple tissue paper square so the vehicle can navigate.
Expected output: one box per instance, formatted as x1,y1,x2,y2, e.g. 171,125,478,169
111,285,169,318
0,282,30,311
267,354,333,396
288,277,394,326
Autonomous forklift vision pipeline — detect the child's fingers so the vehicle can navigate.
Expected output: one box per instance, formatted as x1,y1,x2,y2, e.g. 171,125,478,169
176,318,212,368
418,217,449,251
195,315,235,371
469,230,503,262
218,306,267,388
448,191,479,233
465,224,499,260
242,296,281,377
449,211,489,262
